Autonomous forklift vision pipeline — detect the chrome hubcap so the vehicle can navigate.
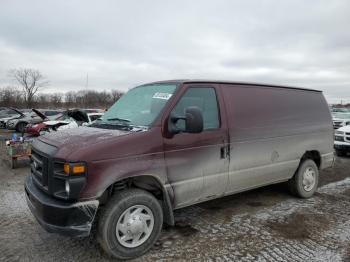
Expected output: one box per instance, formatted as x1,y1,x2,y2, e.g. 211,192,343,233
302,167,316,192
116,205,154,248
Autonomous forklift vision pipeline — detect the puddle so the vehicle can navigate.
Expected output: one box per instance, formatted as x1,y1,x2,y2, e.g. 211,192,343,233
265,213,330,240
173,223,199,237
246,201,264,207
343,188,350,197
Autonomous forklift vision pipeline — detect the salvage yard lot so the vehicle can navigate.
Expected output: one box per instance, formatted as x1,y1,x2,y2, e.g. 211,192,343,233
0,129,350,261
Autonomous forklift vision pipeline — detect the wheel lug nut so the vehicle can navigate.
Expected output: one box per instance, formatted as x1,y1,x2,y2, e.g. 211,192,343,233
127,223,130,226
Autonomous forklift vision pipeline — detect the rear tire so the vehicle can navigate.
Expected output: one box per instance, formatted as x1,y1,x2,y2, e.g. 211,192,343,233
288,159,319,198
97,188,163,260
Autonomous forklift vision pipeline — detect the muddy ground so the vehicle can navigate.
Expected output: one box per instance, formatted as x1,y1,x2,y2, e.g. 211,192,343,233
0,129,350,261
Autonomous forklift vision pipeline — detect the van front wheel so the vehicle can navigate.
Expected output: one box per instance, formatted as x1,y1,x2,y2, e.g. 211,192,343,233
288,159,319,198
97,188,163,260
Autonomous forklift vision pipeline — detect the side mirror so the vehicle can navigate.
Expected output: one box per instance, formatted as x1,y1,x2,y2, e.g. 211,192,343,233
184,106,203,133
168,106,203,134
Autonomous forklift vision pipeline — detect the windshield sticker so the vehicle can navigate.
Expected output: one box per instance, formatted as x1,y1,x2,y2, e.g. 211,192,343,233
152,92,172,100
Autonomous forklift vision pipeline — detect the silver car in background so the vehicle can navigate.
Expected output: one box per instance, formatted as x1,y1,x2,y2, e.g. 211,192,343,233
6,109,62,133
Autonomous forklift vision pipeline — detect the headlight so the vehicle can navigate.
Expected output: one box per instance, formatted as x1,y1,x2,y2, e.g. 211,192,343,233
335,136,345,142
335,131,344,135
53,161,87,200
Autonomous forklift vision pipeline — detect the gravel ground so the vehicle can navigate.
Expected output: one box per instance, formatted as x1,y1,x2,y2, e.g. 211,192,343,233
0,130,350,261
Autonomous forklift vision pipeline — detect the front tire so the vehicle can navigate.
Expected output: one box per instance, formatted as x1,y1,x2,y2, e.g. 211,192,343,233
97,189,163,260
288,159,319,198
16,122,27,133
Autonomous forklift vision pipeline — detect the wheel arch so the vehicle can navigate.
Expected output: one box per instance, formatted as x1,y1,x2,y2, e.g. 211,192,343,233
300,150,321,169
99,175,174,226
16,121,28,130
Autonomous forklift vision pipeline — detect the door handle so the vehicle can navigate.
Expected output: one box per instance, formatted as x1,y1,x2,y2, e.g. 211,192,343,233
220,144,230,159
226,144,230,158
220,146,225,159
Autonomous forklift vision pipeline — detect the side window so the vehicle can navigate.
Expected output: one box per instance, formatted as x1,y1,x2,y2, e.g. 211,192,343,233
172,87,220,130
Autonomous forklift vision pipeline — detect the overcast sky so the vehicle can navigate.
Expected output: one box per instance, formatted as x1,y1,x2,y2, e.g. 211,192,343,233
0,0,349,103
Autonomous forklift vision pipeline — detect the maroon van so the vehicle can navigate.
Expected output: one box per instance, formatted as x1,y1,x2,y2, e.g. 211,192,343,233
25,80,334,259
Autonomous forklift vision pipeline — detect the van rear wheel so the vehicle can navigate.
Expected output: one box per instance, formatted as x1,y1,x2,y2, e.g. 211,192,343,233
288,159,319,198
97,188,163,260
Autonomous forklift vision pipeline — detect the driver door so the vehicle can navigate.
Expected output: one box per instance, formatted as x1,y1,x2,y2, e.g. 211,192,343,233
163,84,229,208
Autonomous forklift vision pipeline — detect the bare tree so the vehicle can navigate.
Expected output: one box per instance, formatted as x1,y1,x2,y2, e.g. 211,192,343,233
111,89,123,102
9,68,49,107
0,86,23,107
65,91,77,109
0,84,123,109
49,93,63,108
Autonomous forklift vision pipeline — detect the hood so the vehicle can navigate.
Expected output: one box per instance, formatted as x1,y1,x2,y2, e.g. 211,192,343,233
66,109,89,123
0,108,24,120
337,125,350,132
0,115,21,121
10,107,25,117
333,118,346,121
38,126,132,154
32,108,48,120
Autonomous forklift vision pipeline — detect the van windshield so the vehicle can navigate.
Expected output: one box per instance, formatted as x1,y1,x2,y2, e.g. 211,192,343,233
95,84,177,129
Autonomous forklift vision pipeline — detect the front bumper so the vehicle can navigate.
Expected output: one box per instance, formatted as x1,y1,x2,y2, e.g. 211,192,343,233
334,143,350,152
25,175,99,237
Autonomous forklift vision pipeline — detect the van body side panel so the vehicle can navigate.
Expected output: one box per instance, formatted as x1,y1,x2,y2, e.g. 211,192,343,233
221,84,333,193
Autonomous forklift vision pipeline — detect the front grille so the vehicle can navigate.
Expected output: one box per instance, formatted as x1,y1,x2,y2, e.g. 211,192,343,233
31,147,49,191
335,136,345,142
333,121,343,129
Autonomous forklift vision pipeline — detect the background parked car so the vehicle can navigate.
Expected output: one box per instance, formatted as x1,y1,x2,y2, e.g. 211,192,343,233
0,108,24,128
6,109,62,133
334,126,350,156
27,109,103,135
26,112,64,136
331,107,350,114
332,112,350,129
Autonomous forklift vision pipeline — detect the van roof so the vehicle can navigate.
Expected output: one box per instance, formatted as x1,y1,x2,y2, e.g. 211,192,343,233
147,79,322,93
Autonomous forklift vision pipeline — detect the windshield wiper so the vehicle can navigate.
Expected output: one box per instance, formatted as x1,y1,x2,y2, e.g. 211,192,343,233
107,117,131,122
89,122,132,130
